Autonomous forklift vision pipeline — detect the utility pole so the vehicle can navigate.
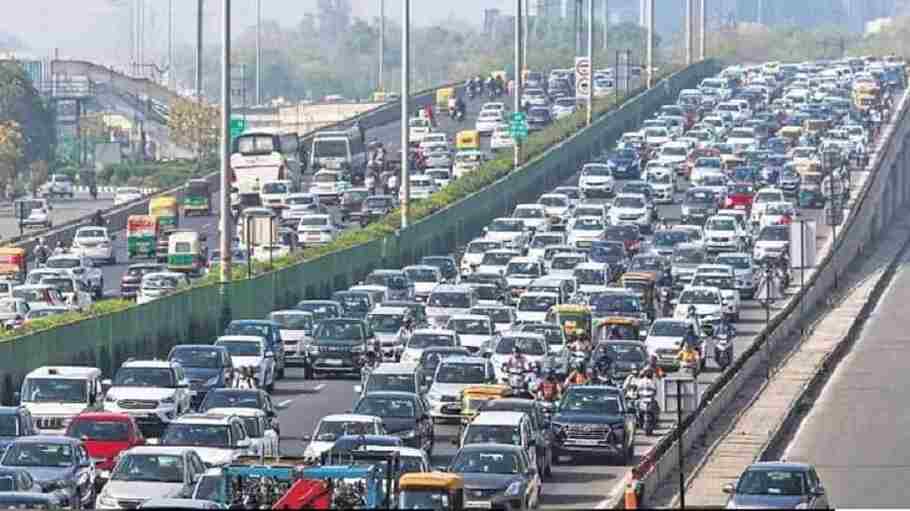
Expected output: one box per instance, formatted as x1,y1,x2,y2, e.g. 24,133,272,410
647,0,654,88
700,0,707,60
686,0,692,65
400,0,410,229
379,0,385,91
757,0,763,24
196,0,204,100
523,0,529,71
256,0,262,105
219,0,233,286
514,0,523,169
169,0,175,90
586,0,594,126
603,0,609,50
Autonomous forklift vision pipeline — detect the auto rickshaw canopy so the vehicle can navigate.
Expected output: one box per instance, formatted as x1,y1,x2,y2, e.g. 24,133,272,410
594,316,642,341
399,472,464,491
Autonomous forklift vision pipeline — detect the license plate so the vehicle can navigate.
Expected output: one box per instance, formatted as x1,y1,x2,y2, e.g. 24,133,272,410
323,359,343,366
465,501,492,509
569,439,602,446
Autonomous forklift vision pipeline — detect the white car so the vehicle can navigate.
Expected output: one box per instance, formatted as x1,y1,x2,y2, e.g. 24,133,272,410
453,151,485,178
215,335,276,391
537,193,572,220
409,117,432,144
283,193,322,216
20,205,52,230
610,193,651,233
259,179,294,208
480,102,506,115
491,126,515,150
715,252,757,298
512,204,549,232
477,249,522,276
646,318,691,368
39,275,92,311
160,414,254,467
752,224,790,261
657,141,691,174
504,257,545,297
71,226,115,264
39,174,74,199
409,174,438,200
102,360,193,433
45,253,104,299
483,218,531,250
644,167,676,203
445,314,496,353
567,216,607,249
573,262,609,295
403,265,443,301
252,244,290,262
726,127,758,151
297,214,338,245
114,187,143,205
759,201,797,229
460,239,504,275
702,215,745,253
205,407,280,458
527,232,565,261
309,170,351,203
578,163,615,198
551,97,577,119
475,110,504,135
751,188,787,223
136,271,189,305
522,88,549,108
426,168,452,188
302,414,384,462
643,126,671,146
490,333,548,382
548,252,588,278
515,291,558,324
673,286,725,324
691,271,741,322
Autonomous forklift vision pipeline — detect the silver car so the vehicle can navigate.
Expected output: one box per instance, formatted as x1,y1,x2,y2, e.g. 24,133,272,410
96,447,207,509
723,462,829,509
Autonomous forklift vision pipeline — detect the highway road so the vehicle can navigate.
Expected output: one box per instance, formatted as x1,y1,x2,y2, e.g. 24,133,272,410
780,247,910,508
0,191,114,240
85,95,491,297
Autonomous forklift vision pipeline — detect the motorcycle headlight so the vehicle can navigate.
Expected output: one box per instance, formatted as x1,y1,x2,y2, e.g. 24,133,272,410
505,481,523,497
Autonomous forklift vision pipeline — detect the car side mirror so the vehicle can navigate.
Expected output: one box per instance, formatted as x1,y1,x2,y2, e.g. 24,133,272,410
353,385,363,393
435,465,448,472
722,482,735,494
301,434,312,442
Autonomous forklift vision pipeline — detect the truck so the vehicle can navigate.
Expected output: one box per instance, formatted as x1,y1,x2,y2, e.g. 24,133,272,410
309,125,367,183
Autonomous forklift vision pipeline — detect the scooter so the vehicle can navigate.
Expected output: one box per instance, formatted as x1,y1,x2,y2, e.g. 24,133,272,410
636,387,659,436
714,324,736,371
504,365,533,399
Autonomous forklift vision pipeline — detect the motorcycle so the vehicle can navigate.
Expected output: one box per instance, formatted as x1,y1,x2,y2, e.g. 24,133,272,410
467,86,476,100
714,323,736,371
504,365,533,398
448,105,457,119
455,109,465,122
636,387,658,435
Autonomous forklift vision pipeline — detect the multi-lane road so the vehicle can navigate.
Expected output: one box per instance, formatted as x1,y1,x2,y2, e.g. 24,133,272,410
781,244,910,507
0,191,114,240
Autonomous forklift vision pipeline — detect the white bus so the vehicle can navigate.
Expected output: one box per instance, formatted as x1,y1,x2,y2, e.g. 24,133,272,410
230,128,303,199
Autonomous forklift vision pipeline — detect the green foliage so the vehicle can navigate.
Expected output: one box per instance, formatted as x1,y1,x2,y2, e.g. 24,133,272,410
0,63,54,167
97,159,217,189
0,299,133,340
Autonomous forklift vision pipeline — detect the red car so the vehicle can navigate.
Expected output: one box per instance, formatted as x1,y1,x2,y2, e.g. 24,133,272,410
725,182,755,212
65,412,145,474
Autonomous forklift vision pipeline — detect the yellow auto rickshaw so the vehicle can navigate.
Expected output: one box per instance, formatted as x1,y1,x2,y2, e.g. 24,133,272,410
854,92,878,112
546,304,592,343
149,196,179,234
0,247,26,284
778,126,803,145
594,316,644,341
621,272,657,320
721,156,746,173
436,87,455,109
167,229,207,275
456,130,480,151
456,384,511,438
398,472,464,511
794,159,822,175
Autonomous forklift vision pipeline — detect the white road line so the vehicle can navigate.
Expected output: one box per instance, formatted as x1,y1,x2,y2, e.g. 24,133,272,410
277,399,294,408
313,383,326,392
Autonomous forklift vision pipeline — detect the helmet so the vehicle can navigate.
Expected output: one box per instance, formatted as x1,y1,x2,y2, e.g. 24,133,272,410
641,368,654,379
55,241,63,248
512,344,522,355
688,305,697,316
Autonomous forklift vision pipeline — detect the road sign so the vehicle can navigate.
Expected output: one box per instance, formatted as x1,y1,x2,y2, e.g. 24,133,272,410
511,112,527,123
509,117,528,140
576,78,591,97
230,118,246,141
574,57,591,79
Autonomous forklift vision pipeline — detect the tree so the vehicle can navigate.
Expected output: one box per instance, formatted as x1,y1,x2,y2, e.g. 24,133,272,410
168,99,220,161
0,63,54,167
28,160,48,197
0,121,24,196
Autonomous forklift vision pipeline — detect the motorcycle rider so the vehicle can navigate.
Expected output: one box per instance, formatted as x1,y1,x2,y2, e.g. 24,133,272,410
504,344,532,373
646,354,665,379
537,368,562,402
34,237,50,266
448,94,458,118
564,360,590,387
592,347,614,383
454,96,467,121
677,342,699,369
91,209,105,227
53,240,66,255
495,75,505,96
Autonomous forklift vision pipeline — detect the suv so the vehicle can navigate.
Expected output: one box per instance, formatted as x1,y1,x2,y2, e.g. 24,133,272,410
550,385,636,464
17,366,104,434
215,336,276,392
160,413,254,466
224,320,286,379
309,318,375,377
723,462,829,509
40,174,75,199
426,356,496,420
367,306,415,361
479,399,555,478
167,345,235,408
45,254,104,299
95,446,206,509
355,363,424,398
102,360,193,437
460,411,544,478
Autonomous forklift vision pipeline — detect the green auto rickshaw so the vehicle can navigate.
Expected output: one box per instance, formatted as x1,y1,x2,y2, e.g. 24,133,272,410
183,178,211,216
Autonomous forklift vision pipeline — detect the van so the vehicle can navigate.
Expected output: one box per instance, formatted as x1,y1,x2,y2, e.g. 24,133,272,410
460,411,540,473
354,362,423,397
18,366,104,434
426,285,477,327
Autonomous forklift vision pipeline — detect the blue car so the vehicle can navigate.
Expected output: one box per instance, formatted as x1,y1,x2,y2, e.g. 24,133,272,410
606,149,641,180
0,436,96,509
167,345,234,408
0,407,37,453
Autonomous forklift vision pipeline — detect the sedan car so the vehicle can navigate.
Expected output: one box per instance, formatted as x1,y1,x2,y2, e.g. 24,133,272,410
95,446,206,509
723,462,829,509
120,263,167,299
352,391,434,454
71,227,116,265
448,444,541,511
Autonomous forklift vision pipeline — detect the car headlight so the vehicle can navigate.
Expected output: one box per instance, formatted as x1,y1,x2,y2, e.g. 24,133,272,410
98,494,118,507
206,375,221,386
427,391,443,402
394,429,417,439
505,481,523,497
351,344,365,354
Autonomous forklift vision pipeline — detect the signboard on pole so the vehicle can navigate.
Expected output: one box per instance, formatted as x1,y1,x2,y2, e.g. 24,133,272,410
576,78,591,97
574,56,591,84
509,112,528,141
230,118,246,142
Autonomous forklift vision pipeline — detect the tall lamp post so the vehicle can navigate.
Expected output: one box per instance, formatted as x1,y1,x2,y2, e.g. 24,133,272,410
219,0,233,330
400,0,410,229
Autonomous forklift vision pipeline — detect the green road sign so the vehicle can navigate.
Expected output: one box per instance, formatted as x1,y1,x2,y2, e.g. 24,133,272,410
230,118,246,140
509,119,528,140
511,112,526,123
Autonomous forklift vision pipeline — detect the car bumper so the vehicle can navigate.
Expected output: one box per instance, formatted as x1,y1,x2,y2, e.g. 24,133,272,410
310,355,360,373
581,184,613,197
74,247,113,260
429,400,462,419
705,241,738,252
554,438,626,455
105,406,178,436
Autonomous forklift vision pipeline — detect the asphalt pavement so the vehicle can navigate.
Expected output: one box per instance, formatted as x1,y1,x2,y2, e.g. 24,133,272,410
780,247,910,507
0,191,114,240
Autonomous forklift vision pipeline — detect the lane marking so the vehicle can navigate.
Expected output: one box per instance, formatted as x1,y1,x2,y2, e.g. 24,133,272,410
277,399,294,408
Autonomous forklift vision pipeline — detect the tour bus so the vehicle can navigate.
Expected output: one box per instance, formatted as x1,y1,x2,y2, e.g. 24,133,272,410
230,128,303,205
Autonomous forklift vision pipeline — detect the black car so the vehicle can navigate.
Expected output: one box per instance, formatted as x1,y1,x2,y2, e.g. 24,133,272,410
463,272,510,300
464,282,508,305
167,345,234,408
0,436,96,509
417,347,471,387
309,318,374,377
550,385,636,464
353,391,434,454
480,398,554,478
0,406,36,452
120,263,166,298
331,291,374,320
591,340,649,382
420,255,459,282
361,195,396,226
448,444,541,510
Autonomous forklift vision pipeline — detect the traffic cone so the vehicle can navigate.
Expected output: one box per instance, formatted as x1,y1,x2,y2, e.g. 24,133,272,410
624,483,638,509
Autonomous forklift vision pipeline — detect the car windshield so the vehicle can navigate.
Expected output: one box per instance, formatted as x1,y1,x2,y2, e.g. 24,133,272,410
435,363,488,384
142,276,180,289
590,293,641,313
686,190,714,203
630,257,662,271
488,220,522,232
495,337,546,355
404,268,439,282
755,192,783,203
67,420,130,441
521,325,564,345
600,343,647,363
314,321,364,342
481,253,515,266
468,242,501,254
409,333,455,349
467,285,498,301
530,235,563,248
77,228,106,238
447,319,491,335
647,172,671,184
111,454,185,483
706,218,736,231
693,276,735,289
583,166,611,176
262,182,289,194
674,248,705,264
613,149,637,160
355,397,416,418
299,216,329,226
334,295,370,315
450,450,522,475
296,303,340,321
286,195,314,205
680,289,720,305
662,146,687,156
560,389,622,415
0,415,16,436
552,256,586,270
702,175,726,186
11,290,46,303
614,197,644,208
366,374,416,393
428,292,470,308
591,243,625,259
473,308,512,323
716,255,750,270
539,196,567,208
732,183,753,194
21,378,87,403
170,348,222,369
654,230,689,246
506,262,540,277
575,268,606,285
574,218,604,230
368,314,404,333
113,368,175,387
269,313,313,331
200,391,260,410
315,420,375,442
759,227,789,242
162,423,230,448
41,278,74,293
1,443,72,467
464,425,521,446
650,321,688,337
766,203,794,215
219,340,263,357
514,208,544,219
518,295,557,312
736,469,807,496
46,258,79,269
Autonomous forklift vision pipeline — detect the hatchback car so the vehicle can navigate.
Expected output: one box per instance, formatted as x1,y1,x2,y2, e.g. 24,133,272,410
723,462,829,509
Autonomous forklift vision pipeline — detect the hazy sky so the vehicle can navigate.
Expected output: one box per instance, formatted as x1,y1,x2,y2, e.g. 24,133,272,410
0,0,513,66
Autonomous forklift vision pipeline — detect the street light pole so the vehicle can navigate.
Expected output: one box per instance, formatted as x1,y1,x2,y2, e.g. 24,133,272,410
256,0,262,105
686,0,692,65
586,0,594,126
400,0,410,230
379,0,385,91
676,379,686,509
763,264,773,380
603,0,609,51
196,0,204,100
646,0,654,88
514,0,523,169
219,0,233,286
168,0,175,90
700,0,707,60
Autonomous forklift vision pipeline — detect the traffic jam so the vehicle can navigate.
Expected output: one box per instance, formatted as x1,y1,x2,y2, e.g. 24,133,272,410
0,55,902,510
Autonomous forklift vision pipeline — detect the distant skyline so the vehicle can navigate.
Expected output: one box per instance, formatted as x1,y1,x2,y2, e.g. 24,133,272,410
0,0,512,66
